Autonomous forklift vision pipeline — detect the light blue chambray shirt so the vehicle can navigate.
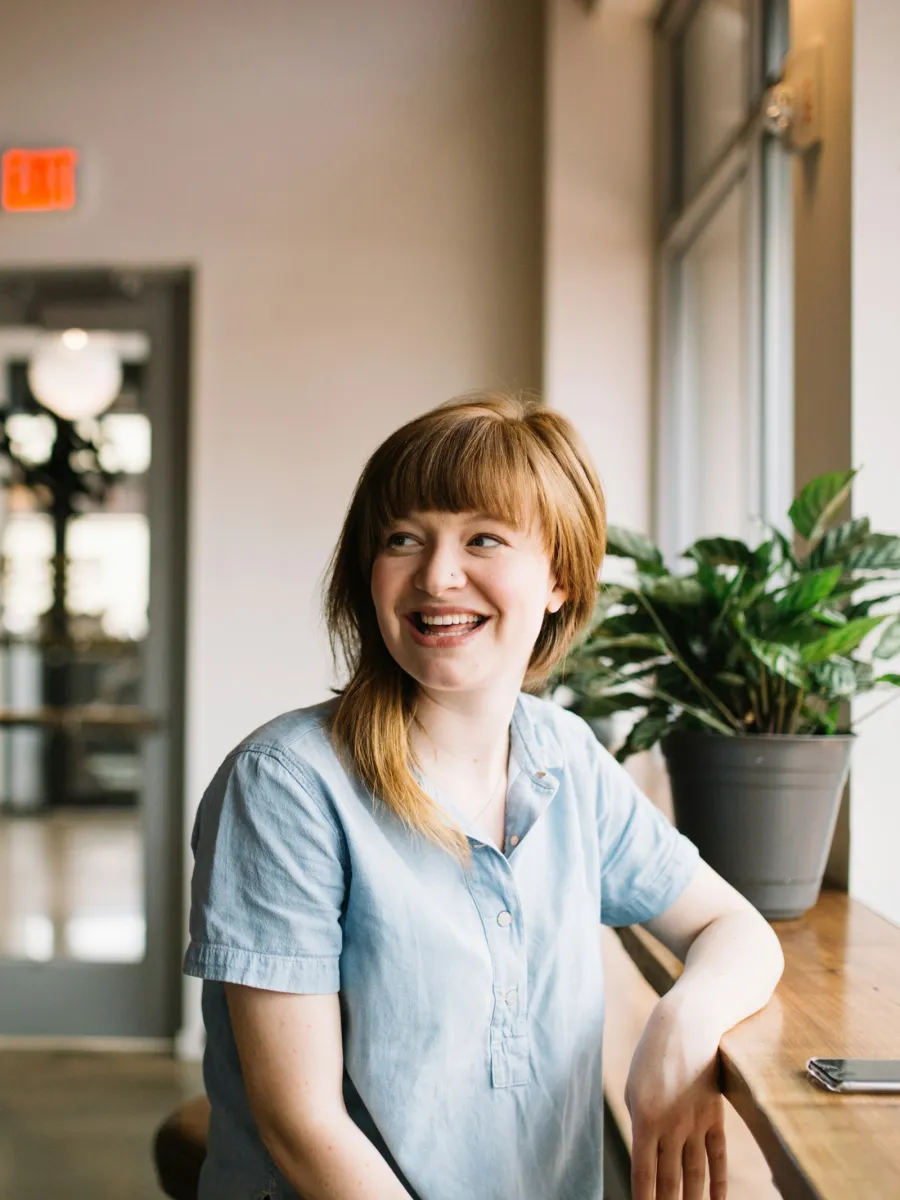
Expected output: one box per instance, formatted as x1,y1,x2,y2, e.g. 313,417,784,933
184,692,699,1200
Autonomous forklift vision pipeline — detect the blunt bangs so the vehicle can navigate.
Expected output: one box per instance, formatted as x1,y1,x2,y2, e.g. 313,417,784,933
359,404,561,564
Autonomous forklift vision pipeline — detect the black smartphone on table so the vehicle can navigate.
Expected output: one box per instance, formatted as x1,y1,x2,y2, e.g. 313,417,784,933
806,1057,900,1094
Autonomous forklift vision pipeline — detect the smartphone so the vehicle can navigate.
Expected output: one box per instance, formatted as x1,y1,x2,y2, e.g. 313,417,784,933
806,1057,900,1093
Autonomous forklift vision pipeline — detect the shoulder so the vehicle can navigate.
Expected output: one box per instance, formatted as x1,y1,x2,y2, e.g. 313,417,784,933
197,697,348,840
514,691,604,772
231,696,340,761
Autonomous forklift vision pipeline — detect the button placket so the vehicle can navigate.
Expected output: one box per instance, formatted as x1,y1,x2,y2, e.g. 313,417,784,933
464,852,530,1089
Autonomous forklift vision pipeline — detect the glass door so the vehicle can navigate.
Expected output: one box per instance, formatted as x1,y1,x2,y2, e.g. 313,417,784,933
0,271,188,1039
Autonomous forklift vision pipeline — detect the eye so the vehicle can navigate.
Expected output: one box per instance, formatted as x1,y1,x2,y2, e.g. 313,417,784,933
469,533,504,549
385,531,419,549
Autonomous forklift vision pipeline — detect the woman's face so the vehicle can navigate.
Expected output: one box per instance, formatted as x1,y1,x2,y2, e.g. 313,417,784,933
370,509,566,699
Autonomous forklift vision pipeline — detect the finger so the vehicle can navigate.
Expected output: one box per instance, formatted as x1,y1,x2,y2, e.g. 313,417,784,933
630,1129,658,1200
656,1138,684,1200
682,1136,708,1200
707,1124,729,1200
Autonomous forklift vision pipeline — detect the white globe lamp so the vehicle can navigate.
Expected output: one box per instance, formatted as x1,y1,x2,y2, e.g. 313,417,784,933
27,329,123,421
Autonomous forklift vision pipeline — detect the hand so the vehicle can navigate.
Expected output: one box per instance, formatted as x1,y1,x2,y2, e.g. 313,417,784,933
624,996,728,1200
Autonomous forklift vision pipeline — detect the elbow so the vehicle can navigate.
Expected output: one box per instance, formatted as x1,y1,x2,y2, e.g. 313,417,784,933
766,918,786,991
256,1112,347,1199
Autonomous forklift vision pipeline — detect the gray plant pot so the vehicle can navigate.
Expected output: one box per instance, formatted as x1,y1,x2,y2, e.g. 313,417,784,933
661,733,853,921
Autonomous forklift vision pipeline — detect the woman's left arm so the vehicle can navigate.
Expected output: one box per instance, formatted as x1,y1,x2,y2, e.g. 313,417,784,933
623,860,785,1200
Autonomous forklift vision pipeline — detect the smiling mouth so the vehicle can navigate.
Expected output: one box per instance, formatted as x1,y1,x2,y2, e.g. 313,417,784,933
408,613,488,636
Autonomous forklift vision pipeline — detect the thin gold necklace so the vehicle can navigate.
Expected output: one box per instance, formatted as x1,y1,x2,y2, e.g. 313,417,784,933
471,764,507,824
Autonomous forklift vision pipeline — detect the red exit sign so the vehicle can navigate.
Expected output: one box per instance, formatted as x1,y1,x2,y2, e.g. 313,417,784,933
1,148,78,213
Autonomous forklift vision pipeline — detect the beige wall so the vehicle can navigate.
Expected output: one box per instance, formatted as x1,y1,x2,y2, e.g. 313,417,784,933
544,0,655,536
0,0,545,1046
851,0,900,927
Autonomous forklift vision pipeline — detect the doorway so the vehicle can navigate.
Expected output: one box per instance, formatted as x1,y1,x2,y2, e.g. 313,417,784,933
0,270,189,1040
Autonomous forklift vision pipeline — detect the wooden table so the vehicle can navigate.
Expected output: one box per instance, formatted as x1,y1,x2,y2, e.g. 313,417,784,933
615,892,900,1199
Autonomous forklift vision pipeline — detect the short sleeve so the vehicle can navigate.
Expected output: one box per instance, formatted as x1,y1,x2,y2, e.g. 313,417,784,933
595,742,699,928
183,745,346,993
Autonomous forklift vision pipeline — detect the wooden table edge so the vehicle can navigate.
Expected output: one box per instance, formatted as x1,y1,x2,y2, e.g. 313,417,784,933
613,895,900,1200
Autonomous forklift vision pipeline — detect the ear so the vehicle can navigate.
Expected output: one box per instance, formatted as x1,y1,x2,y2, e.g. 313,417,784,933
546,581,566,614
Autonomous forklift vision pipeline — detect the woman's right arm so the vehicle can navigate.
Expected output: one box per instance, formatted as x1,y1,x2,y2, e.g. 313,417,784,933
226,985,410,1200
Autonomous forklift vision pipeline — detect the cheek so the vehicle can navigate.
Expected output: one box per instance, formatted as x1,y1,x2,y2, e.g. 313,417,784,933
370,559,399,621
493,565,553,631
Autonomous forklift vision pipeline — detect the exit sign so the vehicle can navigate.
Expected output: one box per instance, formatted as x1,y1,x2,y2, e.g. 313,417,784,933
1,148,78,213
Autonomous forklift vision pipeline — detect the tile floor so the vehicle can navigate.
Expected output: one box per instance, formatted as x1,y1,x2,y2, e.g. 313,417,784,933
0,1050,203,1198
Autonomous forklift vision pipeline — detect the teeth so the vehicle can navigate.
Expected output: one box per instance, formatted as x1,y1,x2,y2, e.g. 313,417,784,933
419,613,481,626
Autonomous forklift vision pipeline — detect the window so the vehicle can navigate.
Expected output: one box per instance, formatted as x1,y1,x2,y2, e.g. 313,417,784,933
656,0,791,557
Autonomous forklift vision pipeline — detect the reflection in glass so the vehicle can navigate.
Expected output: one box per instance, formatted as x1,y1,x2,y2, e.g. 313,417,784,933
678,182,749,543
680,0,749,199
0,327,151,964
0,812,145,963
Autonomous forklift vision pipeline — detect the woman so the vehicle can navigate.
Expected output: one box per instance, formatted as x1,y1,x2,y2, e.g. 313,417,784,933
185,392,784,1200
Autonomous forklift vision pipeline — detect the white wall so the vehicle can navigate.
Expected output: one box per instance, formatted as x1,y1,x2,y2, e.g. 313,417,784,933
0,0,544,1046
850,0,900,927
544,0,655,536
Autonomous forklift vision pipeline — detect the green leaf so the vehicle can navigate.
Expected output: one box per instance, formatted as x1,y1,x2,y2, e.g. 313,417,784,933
843,534,900,572
751,539,777,576
809,657,858,697
744,636,809,687
808,607,847,627
875,673,900,686
605,526,666,574
715,670,746,687
645,576,708,607
586,632,667,653
799,616,886,664
788,469,857,545
614,711,672,762
577,691,650,718
828,575,900,604
684,537,754,568
766,524,799,570
874,617,900,660
694,561,729,600
843,593,900,620
774,566,843,616
806,516,871,569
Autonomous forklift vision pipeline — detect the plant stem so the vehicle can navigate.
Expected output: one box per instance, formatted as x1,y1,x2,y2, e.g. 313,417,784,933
788,688,805,734
749,687,762,732
760,666,770,720
647,684,736,736
637,594,745,732
775,675,787,734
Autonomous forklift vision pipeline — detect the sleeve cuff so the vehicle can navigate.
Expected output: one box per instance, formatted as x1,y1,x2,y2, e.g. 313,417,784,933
183,941,341,993
602,837,701,927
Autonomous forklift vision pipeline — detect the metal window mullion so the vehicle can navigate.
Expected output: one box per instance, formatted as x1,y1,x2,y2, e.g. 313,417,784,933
663,136,751,256
744,135,765,539
761,133,794,528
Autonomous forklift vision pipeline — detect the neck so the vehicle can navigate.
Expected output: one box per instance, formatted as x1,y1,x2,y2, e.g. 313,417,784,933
409,685,519,783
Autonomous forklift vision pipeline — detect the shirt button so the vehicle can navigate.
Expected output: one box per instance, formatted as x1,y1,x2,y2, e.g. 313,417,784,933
508,834,520,847
497,910,513,928
535,771,546,779
506,989,518,1006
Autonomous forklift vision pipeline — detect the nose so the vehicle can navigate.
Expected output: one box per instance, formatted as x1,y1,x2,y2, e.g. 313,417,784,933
413,541,466,597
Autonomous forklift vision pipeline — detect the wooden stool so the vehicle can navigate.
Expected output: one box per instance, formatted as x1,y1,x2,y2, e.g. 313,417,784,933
153,1094,210,1200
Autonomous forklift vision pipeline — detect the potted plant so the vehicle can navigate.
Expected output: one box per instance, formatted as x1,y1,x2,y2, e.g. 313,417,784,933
550,469,900,919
